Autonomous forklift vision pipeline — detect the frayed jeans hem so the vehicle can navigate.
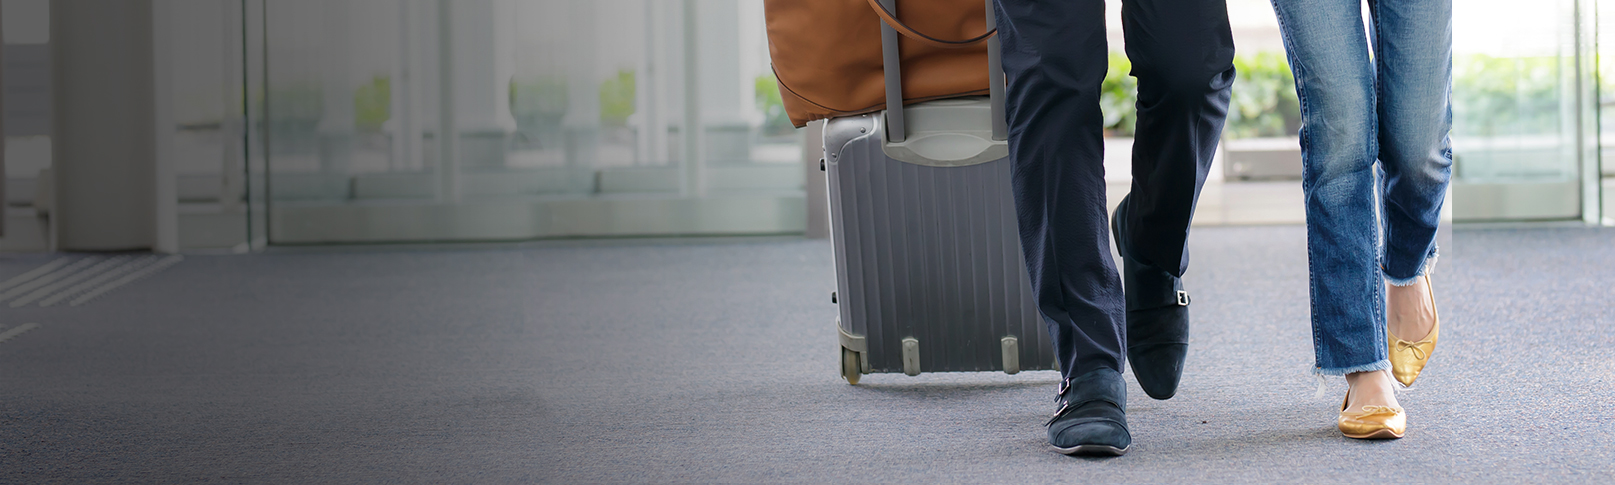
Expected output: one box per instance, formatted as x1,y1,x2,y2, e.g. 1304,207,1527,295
1313,359,1391,377
1385,250,1439,287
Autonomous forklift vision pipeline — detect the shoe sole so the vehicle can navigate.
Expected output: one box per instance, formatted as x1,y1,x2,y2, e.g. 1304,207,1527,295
1051,444,1129,456
1342,429,1404,440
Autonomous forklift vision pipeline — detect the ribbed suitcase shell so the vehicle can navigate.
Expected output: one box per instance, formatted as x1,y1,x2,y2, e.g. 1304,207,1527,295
826,112,1054,375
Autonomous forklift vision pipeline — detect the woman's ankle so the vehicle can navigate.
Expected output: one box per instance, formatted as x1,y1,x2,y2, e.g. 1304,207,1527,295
1343,370,1399,408
1386,277,1436,341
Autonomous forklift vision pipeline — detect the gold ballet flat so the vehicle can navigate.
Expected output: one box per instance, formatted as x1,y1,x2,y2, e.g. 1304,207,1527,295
1338,394,1406,440
1388,273,1439,387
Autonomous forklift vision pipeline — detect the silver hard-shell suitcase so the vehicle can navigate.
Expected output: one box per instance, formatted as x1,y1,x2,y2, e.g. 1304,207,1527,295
828,0,1054,383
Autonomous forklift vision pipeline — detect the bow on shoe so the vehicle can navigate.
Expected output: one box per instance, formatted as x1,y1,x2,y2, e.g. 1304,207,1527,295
1394,339,1431,360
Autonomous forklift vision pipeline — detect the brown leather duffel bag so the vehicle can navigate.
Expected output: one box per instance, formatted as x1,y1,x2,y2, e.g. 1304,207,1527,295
764,0,996,128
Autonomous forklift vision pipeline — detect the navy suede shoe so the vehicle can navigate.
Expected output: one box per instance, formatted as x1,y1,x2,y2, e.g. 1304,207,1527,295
1046,368,1131,456
1111,206,1192,400
1124,305,1189,400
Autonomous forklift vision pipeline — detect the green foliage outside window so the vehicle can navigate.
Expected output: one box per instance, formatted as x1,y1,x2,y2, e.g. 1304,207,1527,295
1227,52,1301,139
599,70,637,127
756,73,795,137
355,76,391,131
1101,52,1301,139
1101,52,1140,136
1452,55,1562,138
275,52,1576,147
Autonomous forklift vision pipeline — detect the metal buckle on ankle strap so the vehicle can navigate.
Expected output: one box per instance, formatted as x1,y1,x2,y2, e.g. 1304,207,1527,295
1048,379,1077,426
1045,401,1074,427
1176,290,1190,306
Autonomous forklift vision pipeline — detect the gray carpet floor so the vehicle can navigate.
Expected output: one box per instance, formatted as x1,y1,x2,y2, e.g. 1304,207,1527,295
1,226,1612,483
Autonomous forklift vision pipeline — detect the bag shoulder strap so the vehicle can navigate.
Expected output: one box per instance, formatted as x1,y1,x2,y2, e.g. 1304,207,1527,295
863,0,997,49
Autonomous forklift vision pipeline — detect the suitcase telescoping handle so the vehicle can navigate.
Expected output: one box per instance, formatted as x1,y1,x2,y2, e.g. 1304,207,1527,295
875,0,1008,143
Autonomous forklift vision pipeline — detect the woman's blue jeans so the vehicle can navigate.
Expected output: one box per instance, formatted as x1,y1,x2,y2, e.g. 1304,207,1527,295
1269,0,1453,375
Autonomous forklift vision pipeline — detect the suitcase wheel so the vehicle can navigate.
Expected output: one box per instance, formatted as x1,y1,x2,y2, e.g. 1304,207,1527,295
841,347,862,385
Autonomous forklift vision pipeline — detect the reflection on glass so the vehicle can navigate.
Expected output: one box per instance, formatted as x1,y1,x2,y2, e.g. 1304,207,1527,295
259,0,804,242
165,0,252,248
265,0,438,202
507,0,684,195
1451,0,1579,182
2,0,51,230
1598,0,1615,224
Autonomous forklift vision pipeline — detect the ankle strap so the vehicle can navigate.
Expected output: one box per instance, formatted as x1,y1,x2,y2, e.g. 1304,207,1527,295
1057,368,1127,411
1123,261,1188,311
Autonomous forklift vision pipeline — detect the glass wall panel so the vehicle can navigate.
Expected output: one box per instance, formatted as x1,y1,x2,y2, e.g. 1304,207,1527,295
8,0,1594,252
264,0,441,203
1597,0,1615,224
2,0,257,250
260,0,804,243
167,0,250,249
505,0,680,195
1,0,50,250
1450,0,1586,221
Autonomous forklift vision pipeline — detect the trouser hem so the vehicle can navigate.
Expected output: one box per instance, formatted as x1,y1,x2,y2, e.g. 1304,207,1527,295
1385,249,1438,287
1313,359,1391,377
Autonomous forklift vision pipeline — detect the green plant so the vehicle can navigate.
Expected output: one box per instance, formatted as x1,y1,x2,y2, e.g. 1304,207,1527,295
354,76,391,131
1100,51,1138,136
1101,52,1300,139
599,70,636,127
756,73,795,137
1452,54,1562,138
1226,52,1300,139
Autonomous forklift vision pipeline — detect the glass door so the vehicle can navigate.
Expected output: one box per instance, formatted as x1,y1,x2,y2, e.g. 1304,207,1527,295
255,0,806,244
1450,0,1597,222
1596,0,1615,224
